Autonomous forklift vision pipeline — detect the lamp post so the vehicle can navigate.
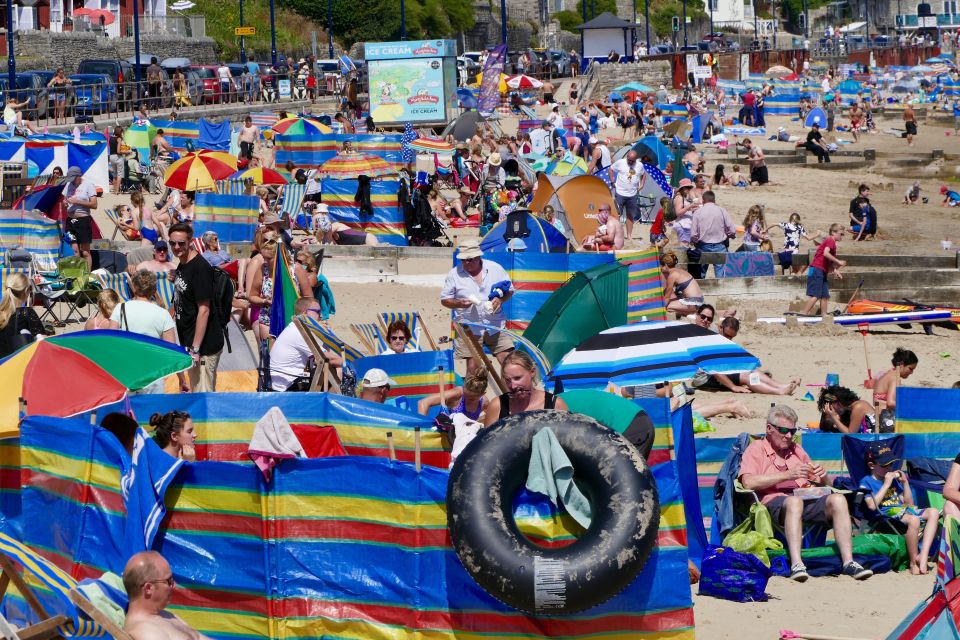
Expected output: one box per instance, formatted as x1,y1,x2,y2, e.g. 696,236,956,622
6,0,15,89
132,0,141,105
709,0,714,35
644,0,650,57
682,0,687,48
401,0,406,39
327,0,333,56
239,0,246,64
803,0,808,39
772,0,777,48
500,0,507,45
269,0,277,67
753,0,758,44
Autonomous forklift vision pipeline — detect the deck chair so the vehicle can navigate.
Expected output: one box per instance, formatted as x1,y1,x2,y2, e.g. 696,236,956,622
838,434,910,535
94,272,133,302
295,316,364,392
351,322,387,355
279,183,308,229
0,531,132,639
103,209,138,242
153,272,175,309
378,311,436,351
216,178,248,196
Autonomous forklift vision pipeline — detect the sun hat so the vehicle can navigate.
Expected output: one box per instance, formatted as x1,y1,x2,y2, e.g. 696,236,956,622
677,178,695,189
588,135,599,144
487,153,502,167
262,213,289,229
315,203,329,213
456,238,484,260
362,368,396,388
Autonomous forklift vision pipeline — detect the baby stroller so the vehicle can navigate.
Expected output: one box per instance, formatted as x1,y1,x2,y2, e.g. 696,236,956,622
407,187,451,247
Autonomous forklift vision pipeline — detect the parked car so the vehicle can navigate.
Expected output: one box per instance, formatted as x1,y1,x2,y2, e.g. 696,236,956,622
189,65,222,104
69,74,118,115
463,51,484,65
648,43,675,55
13,73,49,120
456,56,480,85
547,50,571,76
76,59,135,110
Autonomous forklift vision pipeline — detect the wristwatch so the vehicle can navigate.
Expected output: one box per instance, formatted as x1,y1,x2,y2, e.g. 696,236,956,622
186,346,199,355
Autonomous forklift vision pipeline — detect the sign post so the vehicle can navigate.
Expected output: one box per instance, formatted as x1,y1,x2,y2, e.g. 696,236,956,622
235,26,256,36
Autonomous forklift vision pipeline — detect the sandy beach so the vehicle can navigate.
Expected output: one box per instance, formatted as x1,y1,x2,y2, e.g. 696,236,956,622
84,102,960,638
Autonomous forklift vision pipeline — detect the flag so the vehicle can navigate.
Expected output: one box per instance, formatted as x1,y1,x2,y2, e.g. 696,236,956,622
268,247,299,337
400,122,417,164
478,45,507,117
645,162,674,198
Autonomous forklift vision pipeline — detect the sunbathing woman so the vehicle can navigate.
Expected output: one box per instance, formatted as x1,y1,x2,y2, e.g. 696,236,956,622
150,410,196,461
872,347,918,412
702,318,800,395
660,251,704,318
818,385,876,433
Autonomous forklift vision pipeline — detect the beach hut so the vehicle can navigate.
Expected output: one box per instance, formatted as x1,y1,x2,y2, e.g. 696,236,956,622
575,12,634,62
480,211,570,253
527,173,616,246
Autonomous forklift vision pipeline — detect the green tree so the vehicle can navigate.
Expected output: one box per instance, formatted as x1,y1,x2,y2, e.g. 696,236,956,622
554,9,584,31
280,0,474,48
574,0,620,19
648,0,707,37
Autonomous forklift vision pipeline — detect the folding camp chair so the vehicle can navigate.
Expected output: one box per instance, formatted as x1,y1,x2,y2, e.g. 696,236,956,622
378,311,436,351
351,322,387,356
295,316,364,392
35,257,100,324
0,531,132,640
837,434,910,535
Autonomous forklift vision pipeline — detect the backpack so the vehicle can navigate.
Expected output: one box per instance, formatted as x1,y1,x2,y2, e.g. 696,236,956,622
210,267,235,353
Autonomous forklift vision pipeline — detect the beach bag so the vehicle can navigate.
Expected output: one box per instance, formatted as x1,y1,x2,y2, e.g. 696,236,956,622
699,545,771,603
722,502,783,566
211,267,235,353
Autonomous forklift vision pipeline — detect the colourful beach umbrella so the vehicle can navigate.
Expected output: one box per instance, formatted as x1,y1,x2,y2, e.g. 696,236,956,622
408,137,455,157
229,167,290,185
317,152,396,179
271,116,333,136
164,151,238,191
506,74,543,90
0,330,192,436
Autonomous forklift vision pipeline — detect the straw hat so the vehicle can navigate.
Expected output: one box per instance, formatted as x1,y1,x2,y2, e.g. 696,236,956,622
487,153,502,167
456,238,483,260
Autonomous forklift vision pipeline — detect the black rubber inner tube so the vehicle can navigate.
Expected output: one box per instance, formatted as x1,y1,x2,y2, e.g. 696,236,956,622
446,409,660,614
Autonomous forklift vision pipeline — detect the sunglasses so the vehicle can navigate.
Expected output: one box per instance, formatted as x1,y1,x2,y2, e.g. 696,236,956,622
147,576,176,587
769,423,798,436
699,313,714,321
168,240,189,247
390,335,406,342
306,307,321,314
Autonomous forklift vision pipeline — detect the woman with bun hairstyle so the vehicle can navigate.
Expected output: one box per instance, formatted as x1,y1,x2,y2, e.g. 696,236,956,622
150,410,196,461
872,348,919,412
817,385,876,433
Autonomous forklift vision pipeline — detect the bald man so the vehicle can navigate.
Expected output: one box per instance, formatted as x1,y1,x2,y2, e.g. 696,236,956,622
123,551,210,640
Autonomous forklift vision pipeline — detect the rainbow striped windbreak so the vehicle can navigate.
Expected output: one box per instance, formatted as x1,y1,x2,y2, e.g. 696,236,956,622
321,179,405,246
0,209,61,271
274,133,402,169
352,350,457,403
193,193,259,243
5,395,695,640
895,387,960,433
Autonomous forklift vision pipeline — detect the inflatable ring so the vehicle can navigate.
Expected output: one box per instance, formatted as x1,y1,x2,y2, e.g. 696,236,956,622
447,410,659,614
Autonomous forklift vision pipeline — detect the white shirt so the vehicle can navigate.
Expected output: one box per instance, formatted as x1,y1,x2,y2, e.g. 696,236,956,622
111,299,175,339
440,260,512,331
609,158,645,197
595,143,611,169
64,179,98,218
217,65,232,83
547,111,563,128
270,319,320,391
529,128,552,155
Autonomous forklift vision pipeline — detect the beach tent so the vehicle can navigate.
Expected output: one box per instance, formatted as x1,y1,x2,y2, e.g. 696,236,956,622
545,151,587,176
804,106,828,127
480,211,570,253
623,135,672,169
527,173,616,246
690,111,714,143
523,261,629,366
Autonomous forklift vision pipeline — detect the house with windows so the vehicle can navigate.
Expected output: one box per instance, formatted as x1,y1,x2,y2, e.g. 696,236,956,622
0,0,200,38
870,0,960,31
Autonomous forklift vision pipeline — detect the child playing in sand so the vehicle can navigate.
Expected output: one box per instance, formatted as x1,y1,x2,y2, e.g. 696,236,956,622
729,164,748,187
741,205,769,251
941,185,960,207
904,181,922,205
859,443,939,575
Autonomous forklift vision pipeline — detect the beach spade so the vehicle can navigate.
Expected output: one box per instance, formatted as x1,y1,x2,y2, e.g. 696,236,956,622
858,323,874,388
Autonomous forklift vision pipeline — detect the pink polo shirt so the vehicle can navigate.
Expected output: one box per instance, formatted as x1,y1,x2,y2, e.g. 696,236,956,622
738,437,814,505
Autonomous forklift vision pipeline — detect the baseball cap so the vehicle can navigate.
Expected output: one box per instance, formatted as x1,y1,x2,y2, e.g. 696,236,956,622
866,443,900,467
66,166,82,178
588,136,598,144
362,368,396,388
154,240,169,252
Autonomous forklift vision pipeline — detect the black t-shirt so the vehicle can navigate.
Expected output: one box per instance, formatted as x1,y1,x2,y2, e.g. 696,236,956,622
849,196,868,215
806,130,823,145
0,308,44,358
174,253,224,355
109,135,119,155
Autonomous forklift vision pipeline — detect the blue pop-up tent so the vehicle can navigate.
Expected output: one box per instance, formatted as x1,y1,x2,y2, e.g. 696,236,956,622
480,211,570,253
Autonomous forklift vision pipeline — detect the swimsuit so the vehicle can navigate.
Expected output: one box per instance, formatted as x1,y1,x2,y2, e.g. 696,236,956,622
453,394,484,422
674,278,695,296
497,391,556,420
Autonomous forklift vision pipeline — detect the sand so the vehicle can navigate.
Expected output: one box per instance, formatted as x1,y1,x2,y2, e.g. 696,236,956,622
83,99,960,639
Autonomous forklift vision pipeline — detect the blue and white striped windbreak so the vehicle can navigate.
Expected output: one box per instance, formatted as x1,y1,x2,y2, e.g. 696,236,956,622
550,320,761,389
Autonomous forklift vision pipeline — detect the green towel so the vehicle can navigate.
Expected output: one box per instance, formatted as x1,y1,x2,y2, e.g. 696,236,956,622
76,571,126,630
526,427,592,529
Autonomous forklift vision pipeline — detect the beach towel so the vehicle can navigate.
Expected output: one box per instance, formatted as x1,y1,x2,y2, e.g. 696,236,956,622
122,429,185,555
75,573,128,630
288,424,347,459
248,406,305,481
716,252,775,278
526,427,592,529
723,126,766,136
449,413,483,468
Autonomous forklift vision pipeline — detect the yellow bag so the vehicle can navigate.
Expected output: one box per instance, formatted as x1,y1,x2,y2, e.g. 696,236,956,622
722,502,783,566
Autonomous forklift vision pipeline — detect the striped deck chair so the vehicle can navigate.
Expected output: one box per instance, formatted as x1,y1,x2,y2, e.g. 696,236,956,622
350,322,387,355
154,272,175,309
31,174,51,188
299,315,363,362
279,183,308,229
102,208,139,242
0,530,130,639
378,311,436,350
94,272,132,302
216,178,247,196
294,316,362,392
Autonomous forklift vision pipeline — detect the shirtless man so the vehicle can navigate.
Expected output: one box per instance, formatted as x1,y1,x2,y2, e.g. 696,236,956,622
123,551,210,640
238,116,258,161
903,104,917,147
152,129,175,160
129,240,177,275
848,102,862,142
580,204,624,251
541,80,555,105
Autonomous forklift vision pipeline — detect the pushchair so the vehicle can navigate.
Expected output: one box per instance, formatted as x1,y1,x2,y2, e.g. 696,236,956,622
406,188,451,247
